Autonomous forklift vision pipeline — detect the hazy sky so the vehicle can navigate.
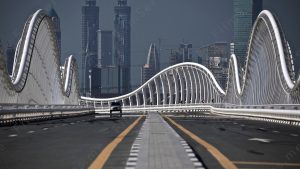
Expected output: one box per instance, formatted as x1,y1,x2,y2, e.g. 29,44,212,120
0,0,300,86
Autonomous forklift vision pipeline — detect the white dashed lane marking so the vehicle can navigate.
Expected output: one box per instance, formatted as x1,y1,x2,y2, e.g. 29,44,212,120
180,139,205,168
129,153,138,156
248,138,272,143
125,122,143,169
126,162,137,166
8,134,17,137
128,157,138,161
125,167,135,169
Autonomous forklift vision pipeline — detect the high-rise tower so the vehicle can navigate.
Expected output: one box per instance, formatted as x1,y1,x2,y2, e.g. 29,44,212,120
98,30,113,67
48,7,61,62
5,45,15,75
114,0,131,94
233,0,262,66
81,0,99,96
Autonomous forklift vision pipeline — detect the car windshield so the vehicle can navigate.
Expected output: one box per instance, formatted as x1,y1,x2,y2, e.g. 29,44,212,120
111,102,120,106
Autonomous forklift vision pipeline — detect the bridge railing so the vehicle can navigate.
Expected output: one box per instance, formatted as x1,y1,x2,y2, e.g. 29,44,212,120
0,103,94,125
1,101,300,126
92,103,300,123
210,104,300,123
214,103,300,110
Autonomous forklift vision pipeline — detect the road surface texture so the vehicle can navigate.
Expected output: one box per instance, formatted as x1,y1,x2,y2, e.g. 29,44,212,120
0,115,142,169
1,111,300,169
166,112,300,169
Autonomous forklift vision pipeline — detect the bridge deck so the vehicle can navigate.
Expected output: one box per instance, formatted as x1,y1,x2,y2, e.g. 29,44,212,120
127,112,202,169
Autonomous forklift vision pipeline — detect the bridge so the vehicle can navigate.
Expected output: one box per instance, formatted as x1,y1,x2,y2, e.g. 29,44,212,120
0,9,300,169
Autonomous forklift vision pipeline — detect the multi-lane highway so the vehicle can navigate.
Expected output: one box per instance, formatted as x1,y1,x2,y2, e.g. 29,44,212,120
0,115,143,169
166,112,300,169
0,112,300,169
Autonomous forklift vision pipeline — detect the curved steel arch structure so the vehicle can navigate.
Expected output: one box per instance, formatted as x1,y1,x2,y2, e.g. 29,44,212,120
225,10,300,105
0,10,79,105
82,10,300,107
82,62,225,106
0,9,299,108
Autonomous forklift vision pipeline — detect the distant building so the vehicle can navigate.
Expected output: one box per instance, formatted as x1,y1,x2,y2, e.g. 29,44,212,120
98,30,113,67
295,49,300,74
141,43,160,83
169,50,182,66
114,0,131,94
197,56,203,65
48,7,61,61
101,66,119,97
169,43,193,66
81,0,99,96
5,45,15,75
180,43,192,62
233,0,262,66
196,42,230,88
91,67,101,98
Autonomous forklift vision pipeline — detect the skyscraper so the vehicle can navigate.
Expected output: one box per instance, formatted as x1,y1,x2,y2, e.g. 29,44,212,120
141,43,160,83
180,43,192,62
98,30,113,67
169,43,192,66
169,50,181,66
196,42,230,88
81,0,99,96
114,0,131,94
48,7,61,62
233,0,262,66
5,45,15,75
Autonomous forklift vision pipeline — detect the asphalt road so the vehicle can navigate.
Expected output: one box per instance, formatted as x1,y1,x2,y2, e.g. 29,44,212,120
0,115,141,169
167,112,300,169
1,112,300,169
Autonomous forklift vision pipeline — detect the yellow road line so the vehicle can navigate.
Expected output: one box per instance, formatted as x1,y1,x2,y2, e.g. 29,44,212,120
233,161,300,166
89,116,143,169
164,115,237,169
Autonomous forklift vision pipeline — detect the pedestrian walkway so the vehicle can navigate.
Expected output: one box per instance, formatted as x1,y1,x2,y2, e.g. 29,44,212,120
125,112,204,169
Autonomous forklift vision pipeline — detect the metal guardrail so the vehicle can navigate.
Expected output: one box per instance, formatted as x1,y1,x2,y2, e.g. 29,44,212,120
94,103,300,123
210,107,300,122
0,104,94,126
1,102,300,126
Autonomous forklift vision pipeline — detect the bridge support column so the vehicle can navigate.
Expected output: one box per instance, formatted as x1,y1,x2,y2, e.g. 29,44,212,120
192,67,199,103
208,77,213,103
136,93,140,106
182,67,189,104
160,75,166,106
148,82,154,106
154,77,161,105
187,67,194,104
166,72,173,105
196,70,201,103
142,88,146,106
199,71,205,103
177,68,185,104
172,69,179,105
122,99,125,107
129,96,132,107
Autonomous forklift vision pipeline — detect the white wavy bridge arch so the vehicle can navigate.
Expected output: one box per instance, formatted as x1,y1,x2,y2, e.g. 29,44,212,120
0,9,79,105
225,10,300,105
82,62,225,107
0,9,299,108
82,10,300,107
